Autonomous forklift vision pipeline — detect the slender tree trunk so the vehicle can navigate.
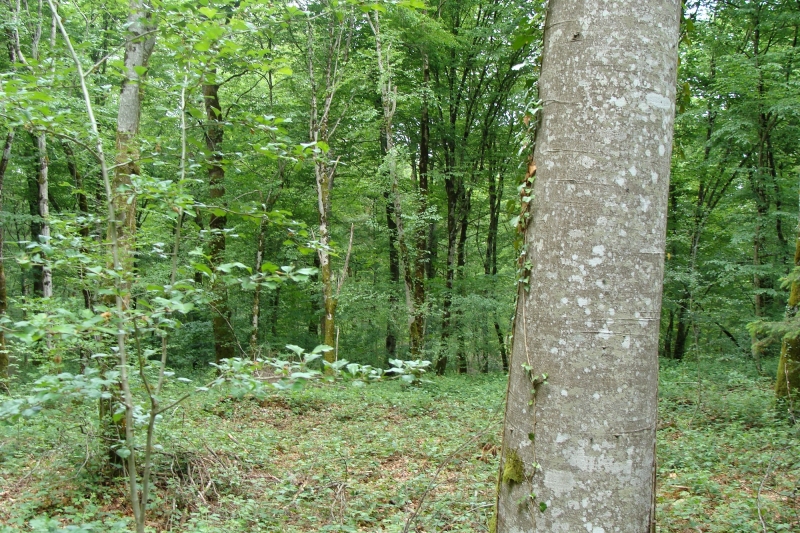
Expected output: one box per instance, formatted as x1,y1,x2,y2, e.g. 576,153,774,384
20,0,47,297
385,188,400,360
101,0,156,464
370,11,423,360
308,253,321,337
110,0,155,309
249,175,283,359
663,308,674,358
26,137,44,297
672,296,689,360
203,77,236,363
271,286,280,340
495,1,679,530
36,133,52,298
306,10,354,357
249,214,268,359
455,191,470,374
62,141,93,370
0,130,13,385
62,141,93,312
316,160,336,352
437,175,463,375
494,321,508,372
409,53,431,357
486,137,507,371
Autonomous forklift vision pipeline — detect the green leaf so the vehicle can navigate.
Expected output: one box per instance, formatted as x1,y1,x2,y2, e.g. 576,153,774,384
198,6,218,19
285,344,305,356
194,40,212,52
398,0,427,9
511,33,535,51
311,344,334,354
261,261,279,273
193,263,213,276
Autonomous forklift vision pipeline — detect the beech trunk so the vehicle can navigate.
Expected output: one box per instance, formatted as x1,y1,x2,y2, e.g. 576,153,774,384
495,0,680,530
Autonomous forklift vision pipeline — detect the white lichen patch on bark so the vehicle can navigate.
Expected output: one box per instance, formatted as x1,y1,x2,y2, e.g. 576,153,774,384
496,0,680,531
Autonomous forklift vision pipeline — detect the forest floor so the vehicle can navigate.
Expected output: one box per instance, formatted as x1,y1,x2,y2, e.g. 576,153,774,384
0,357,798,532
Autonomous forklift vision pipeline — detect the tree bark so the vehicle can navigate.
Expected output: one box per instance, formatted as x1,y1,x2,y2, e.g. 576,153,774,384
109,0,155,309
203,77,236,364
455,190,470,374
306,7,354,356
101,0,155,465
35,133,52,298
385,188,400,360
495,1,680,530
0,130,13,384
26,136,44,297
409,53,431,358
775,230,800,408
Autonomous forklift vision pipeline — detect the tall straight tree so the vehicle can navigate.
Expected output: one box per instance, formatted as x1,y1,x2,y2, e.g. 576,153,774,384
111,0,155,308
494,0,680,531
303,1,355,355
203,73,237,364
0,130,12,384
100,0,155,458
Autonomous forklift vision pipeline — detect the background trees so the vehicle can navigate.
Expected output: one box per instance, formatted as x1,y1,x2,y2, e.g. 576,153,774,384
0,0,796,390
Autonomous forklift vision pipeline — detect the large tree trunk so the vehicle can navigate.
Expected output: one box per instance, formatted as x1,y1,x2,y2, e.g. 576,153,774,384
203,77,236,364
494,1,679,531
775,230,800,408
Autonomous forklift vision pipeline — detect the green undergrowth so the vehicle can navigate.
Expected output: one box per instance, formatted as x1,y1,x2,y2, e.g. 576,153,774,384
1,359,798,532
658,358,800,532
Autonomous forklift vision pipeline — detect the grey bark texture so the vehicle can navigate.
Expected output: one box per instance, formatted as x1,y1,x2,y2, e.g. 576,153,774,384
496,1,680,532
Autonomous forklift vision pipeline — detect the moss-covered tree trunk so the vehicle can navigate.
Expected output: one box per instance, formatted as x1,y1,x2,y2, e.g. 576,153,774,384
494,0,680,530
775,235,800,403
